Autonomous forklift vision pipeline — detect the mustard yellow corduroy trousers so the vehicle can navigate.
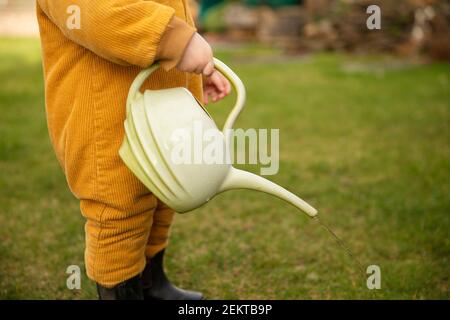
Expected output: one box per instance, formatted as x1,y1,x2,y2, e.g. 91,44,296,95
36,0,203,288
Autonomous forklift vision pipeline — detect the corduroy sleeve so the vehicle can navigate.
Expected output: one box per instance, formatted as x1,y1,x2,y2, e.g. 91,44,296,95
37,0,195,68
156,16,196,71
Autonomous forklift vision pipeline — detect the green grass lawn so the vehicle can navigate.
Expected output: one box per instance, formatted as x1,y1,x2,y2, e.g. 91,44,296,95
0,37,449,299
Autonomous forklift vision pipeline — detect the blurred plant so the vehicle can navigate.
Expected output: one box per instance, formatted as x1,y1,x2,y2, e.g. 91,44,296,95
201,1,229,33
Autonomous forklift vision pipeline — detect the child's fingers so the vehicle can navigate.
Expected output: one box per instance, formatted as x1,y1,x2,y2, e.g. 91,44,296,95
225,76,231,94
203,86,218,104
219,75,231,98
202,61,215,77
203,70,231,104
217,71,231,96
210,90,219,102
213,71,226,90
203,87,213,104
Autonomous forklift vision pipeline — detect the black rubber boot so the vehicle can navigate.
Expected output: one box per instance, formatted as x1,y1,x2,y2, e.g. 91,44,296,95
142,249,204,300
97,275,144,300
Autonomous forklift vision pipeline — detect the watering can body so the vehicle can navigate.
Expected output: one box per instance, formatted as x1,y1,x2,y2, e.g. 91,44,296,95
119,58,317,217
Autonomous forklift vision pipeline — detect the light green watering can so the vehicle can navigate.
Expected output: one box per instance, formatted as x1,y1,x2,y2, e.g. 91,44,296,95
119,58,317,217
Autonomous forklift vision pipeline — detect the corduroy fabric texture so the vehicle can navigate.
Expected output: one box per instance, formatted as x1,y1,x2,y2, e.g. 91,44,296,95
37,0,203,287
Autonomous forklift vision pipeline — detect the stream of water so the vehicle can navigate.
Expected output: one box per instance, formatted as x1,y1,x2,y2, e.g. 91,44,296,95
313,216,365,274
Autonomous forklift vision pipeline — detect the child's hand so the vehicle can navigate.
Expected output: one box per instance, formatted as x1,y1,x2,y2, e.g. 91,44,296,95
203,70,231,104
176,32,230,104
177,33,213,74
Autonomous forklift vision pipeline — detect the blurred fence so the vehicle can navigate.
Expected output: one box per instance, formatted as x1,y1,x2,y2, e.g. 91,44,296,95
201,0,450,61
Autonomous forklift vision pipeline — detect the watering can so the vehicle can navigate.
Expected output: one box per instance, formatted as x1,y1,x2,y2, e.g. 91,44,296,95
119,58,317,217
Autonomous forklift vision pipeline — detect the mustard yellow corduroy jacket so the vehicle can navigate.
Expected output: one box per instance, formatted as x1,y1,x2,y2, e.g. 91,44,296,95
36,0,203,204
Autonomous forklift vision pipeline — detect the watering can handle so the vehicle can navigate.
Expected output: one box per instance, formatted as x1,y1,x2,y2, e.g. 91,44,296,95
126,58,246,146
211,58,247,146
126,63,160,115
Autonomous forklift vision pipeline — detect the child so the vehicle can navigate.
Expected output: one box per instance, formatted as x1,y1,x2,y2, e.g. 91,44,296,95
36,0,230,300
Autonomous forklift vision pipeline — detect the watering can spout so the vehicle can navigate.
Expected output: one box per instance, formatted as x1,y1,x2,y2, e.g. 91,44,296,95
219,168,318,218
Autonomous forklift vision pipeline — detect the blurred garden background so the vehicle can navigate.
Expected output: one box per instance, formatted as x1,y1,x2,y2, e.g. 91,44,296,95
0,0,449,299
